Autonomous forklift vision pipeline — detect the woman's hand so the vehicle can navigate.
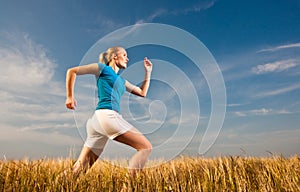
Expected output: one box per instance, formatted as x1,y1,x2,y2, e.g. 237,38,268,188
65,97,77,110
144,57,152,73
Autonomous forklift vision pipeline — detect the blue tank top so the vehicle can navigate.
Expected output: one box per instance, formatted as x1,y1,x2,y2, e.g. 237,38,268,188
96,63,126,113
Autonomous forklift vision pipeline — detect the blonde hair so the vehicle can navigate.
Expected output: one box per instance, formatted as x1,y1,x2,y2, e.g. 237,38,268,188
99,46,124,65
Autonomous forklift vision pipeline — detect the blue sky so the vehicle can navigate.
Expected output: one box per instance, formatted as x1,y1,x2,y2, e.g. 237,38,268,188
0,0,300,160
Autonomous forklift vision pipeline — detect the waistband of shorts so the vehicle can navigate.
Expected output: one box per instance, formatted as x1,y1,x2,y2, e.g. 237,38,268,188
96,109,120,114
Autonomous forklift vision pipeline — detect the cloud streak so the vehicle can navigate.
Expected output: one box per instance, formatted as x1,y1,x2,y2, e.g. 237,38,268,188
258,43,300,53
252,59,298,74
136,0,217,23
234,108,291,117
254,83,300,98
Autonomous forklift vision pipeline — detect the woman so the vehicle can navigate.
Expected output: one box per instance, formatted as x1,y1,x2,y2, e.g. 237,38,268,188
65,46,153,176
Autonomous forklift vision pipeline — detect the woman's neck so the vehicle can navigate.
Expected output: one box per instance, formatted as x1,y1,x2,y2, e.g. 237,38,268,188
108,62,119,73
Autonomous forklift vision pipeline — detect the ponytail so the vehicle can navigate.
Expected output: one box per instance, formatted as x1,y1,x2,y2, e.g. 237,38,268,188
99,52,109,65
99,46,124,65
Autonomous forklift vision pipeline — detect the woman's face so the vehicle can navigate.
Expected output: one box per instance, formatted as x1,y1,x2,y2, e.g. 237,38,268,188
115,49,129,69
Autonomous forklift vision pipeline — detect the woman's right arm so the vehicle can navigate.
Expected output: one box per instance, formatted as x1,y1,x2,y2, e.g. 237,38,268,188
65,63,99,110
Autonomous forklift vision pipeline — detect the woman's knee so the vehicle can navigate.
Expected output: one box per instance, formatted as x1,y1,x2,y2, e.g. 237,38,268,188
140,139,152,152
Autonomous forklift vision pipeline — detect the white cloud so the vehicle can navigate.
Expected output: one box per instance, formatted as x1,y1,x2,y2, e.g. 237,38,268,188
255,83,300,98
0,32,81,155
136,9,168,23
0,33,56,88
258,42,300,53
227,103,243,107
137,0,217,23
181,0,217,13
234,108,291,117
234,111,247,117
86,15,125,36
252,59,298,74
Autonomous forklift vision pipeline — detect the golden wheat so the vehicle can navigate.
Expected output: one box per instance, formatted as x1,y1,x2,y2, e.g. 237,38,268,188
0,155,299,191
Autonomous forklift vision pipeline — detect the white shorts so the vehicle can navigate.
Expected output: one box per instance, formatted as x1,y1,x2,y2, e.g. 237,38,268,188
84,109,134,153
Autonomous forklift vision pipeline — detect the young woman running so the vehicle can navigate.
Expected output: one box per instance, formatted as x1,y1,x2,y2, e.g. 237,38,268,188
65,46,153,176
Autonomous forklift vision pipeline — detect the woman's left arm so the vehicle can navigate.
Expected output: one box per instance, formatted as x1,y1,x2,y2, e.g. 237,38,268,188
125,57,152,97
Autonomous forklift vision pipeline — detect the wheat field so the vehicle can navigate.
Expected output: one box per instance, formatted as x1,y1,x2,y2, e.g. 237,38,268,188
0,155,299,191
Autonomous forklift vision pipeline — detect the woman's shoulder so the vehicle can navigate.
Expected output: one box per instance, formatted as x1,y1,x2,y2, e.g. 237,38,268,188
98,62,107,68
97,62,108,73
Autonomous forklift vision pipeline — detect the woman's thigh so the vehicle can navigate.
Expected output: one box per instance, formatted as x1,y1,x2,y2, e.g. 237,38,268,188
113,128,152,150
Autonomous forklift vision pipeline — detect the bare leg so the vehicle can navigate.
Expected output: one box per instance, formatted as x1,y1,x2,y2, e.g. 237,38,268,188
73,146,102,175
114,128,152,176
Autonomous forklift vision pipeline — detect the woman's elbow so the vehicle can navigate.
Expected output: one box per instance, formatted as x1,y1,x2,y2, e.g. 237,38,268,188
140,91,148,97
66,67,78,76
